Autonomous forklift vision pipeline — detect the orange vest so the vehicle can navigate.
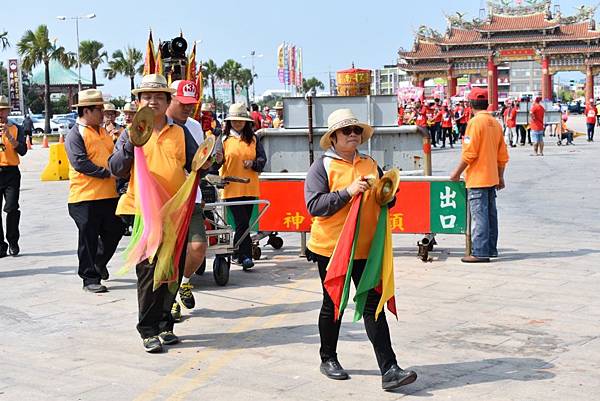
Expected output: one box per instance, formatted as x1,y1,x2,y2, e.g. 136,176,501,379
220,135,260,199
308,153,380,259
68,126,118,203
116,123,187,215
0,125,20,166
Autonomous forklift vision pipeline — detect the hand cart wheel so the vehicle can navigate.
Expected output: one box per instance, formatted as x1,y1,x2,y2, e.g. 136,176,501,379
213,256,230,286
252,244,262,260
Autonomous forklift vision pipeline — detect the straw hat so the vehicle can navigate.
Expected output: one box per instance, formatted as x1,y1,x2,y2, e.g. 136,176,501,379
274,101,284,110
122,102,137,113
224,103,253,122
320,108,374,150
131,74,176,96
73,89,107,107
103,103,119,114
0,95,9,110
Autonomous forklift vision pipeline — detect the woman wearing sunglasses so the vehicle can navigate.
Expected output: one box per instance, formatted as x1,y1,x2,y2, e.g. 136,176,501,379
304,108,417,390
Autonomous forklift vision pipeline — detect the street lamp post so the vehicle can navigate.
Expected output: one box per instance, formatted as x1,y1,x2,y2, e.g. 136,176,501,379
243,50,263,101
57,13,96,92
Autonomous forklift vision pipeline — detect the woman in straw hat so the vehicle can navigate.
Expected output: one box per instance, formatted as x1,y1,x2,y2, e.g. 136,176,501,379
214,103,266,271
304,108,416,390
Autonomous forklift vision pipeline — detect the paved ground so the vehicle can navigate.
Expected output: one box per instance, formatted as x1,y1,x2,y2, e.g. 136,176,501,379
1,116,599,400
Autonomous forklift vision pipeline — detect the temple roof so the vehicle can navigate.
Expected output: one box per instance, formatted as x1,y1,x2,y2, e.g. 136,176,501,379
477,12,559,32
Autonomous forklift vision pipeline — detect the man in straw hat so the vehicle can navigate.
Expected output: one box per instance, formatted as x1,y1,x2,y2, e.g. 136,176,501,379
165,79,208,314
109,74,209,353
273,101,284,128
450,87,509,263
103,102,122,143
65,89,124,293
304,108,417,390
0,95,28,257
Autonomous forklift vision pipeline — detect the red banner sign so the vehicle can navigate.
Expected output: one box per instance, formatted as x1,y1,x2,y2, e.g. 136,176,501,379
499,49,535,57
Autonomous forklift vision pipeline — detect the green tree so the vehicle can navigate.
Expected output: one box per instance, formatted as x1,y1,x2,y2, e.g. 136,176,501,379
104,46,143,100
0,31,8,50
236,68,254,106
79,40,107,89
0,61,7,96
202,59,219,107
301,77,325,95
17,25,74,133
110,96,127,109
51,95,70,114
218,59,242,104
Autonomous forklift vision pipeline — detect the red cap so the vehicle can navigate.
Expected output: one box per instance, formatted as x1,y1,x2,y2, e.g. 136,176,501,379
170,80,199,105
468,88,488,101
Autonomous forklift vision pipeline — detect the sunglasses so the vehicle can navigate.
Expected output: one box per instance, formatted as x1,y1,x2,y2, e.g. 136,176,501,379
339,126,364,136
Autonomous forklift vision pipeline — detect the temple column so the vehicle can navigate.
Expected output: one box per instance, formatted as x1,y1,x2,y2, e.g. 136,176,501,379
487,55,498,110
447,68,457,100
586,65,594,102
541,55,552,100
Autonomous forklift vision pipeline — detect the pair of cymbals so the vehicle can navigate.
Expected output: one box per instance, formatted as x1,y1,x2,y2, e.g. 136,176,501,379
374,168,401,206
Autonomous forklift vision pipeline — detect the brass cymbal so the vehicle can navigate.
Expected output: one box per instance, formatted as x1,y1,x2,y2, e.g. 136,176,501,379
191,135,216,172
129,106,154,147
374,168,401,206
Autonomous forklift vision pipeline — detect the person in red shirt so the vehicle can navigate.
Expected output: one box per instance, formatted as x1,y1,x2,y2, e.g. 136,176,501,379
529,97,546,156
454,101,466,140
503,101,518,147
250,103,262,131
415,101,428,129
397,105,405,126
440,102,454,148
261,106,273,129
432,98,443,145
585,98,596,142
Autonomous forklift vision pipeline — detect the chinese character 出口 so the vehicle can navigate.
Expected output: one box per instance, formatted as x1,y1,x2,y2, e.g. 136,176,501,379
283,212,306,230
440,185,457,209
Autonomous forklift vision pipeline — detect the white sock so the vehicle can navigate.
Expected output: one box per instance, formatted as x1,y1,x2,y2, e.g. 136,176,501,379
182,276,191,284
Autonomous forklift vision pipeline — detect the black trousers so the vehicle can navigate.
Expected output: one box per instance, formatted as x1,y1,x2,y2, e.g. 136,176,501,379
136,248,185,338
458,122,467,138
226,196,256,261
587,123,595,141
427,125,437,145
441,127,454,147
311,251,397,374
0,167,21,250
68,198,123,286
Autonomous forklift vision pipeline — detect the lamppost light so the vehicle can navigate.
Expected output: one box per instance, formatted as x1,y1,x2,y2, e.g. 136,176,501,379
56,16,66,20
84,13,96,19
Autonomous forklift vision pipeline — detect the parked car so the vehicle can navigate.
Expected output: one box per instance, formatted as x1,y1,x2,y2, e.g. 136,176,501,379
567,101,582,114
32,117,61,134
8,116,24,126
52,117,76,130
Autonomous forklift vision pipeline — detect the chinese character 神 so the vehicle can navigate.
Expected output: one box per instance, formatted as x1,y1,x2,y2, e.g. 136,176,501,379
440,185,457,209
440,215,456,229
283,212,306,230
390,213,405,231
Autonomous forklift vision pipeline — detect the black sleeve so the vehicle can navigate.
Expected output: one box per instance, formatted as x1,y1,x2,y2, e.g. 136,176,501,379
64,125,111,178
252,135,267,172
108,129,135,179
182,125,199,173
14,125,27,156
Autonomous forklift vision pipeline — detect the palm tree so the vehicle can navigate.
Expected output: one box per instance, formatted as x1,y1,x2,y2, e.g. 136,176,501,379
104,46,143,100
0,31,9,50
17,25,74,134
236,68,254,106
218,59,242,104
79,40,107,89
202,59,219,106
302,77,325,95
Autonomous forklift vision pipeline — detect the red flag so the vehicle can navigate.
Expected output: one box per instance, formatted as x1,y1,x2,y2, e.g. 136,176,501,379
323,193,363,320
143,30,155,76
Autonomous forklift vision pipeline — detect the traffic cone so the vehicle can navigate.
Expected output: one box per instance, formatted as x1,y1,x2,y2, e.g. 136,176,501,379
59,133,64,143
42,134,49,148
26,135,33,150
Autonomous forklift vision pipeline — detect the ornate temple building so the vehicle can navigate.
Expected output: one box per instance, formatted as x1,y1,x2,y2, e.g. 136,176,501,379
399,0,600,109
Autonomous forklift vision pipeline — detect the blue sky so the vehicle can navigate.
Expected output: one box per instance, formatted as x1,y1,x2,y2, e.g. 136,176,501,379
0,0,591,98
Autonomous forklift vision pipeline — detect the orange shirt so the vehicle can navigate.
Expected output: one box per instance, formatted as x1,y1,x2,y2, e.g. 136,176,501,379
67,126,118,203
530,103,545,131
220,134,260,199
0,125,20,166
307,153,380,259
116,123,187,215
462,112,509,189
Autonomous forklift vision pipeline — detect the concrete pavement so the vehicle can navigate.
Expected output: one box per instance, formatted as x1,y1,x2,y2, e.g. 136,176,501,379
0,115,599,400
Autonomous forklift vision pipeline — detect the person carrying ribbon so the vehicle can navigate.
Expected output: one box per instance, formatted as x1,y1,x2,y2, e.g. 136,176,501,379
304,108,417,391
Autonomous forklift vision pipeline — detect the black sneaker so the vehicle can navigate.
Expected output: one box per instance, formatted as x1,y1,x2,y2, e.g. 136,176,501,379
241,257,254,271
382,364,417,390
8,244,19,256
83,283,108,293
143,336,163,353
0,245,7,258
178,282,195,309
320,359,349,380
158,330,180,345
171,302,182,322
